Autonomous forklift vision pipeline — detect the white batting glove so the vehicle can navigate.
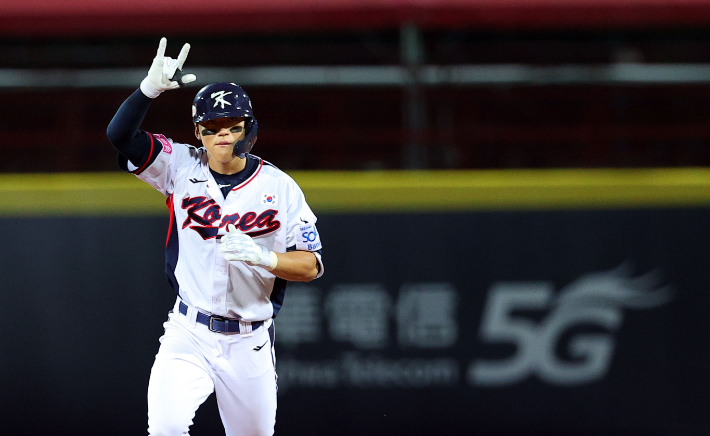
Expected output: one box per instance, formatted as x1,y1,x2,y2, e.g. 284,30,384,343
220,224,278,270
140,37,197,99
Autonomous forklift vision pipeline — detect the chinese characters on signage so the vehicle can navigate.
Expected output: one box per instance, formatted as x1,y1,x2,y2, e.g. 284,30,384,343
276,266,672,393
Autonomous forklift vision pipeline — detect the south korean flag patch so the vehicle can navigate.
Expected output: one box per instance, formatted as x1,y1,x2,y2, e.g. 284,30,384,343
262,193,277,206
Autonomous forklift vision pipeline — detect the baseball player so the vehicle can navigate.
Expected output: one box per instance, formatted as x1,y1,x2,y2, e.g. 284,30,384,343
106,38,324,436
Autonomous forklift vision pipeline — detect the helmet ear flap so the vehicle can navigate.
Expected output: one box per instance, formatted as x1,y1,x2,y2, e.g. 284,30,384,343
233,117,258,158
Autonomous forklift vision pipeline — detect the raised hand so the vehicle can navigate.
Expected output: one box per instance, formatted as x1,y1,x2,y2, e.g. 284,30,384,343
140,37,197,98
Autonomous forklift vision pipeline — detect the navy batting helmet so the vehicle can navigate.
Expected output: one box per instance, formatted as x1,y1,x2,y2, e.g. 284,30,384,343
192,82,257,158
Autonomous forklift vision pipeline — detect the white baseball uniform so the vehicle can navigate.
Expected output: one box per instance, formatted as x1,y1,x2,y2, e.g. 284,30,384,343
123,132,324,436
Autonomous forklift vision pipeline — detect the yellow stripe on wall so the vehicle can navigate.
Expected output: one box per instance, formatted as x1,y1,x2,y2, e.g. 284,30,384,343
1,169,710,217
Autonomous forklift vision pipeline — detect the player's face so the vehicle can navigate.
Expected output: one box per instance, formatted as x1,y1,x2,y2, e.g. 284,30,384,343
195,117,247,163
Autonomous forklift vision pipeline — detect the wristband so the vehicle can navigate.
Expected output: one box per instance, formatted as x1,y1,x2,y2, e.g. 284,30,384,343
268,251,279,270
140,78,162,99
259,245,278,271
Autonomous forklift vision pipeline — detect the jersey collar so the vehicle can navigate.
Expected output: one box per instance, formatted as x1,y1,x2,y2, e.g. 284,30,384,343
230,158,263,192
201,156,263,201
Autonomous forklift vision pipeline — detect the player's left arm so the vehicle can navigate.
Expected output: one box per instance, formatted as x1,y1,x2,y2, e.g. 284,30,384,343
270,250,319,282
219,225,320,282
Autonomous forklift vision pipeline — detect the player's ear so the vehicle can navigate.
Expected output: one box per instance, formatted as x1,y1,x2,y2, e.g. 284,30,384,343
194,124,201,140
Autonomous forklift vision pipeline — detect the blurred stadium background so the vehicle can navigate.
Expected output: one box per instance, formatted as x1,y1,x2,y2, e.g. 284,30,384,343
2,0,710,435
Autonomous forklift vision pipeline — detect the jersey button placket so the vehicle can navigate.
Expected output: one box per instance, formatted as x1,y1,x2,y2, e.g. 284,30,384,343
212,244,229,314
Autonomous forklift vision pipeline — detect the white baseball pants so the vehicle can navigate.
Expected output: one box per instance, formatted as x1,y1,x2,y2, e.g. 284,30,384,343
147,300,277,436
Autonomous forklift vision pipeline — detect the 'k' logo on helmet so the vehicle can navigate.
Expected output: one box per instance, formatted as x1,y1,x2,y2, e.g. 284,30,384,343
211,91,233,109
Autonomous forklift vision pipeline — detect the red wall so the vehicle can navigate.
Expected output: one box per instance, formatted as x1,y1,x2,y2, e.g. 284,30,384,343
2,0,710,36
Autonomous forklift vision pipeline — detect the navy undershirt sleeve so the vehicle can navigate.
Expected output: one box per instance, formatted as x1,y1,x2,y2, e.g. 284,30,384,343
106,88,154,166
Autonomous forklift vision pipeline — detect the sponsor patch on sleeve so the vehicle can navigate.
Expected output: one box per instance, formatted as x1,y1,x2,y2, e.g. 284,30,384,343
296,223,322,251
154,134,172,154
